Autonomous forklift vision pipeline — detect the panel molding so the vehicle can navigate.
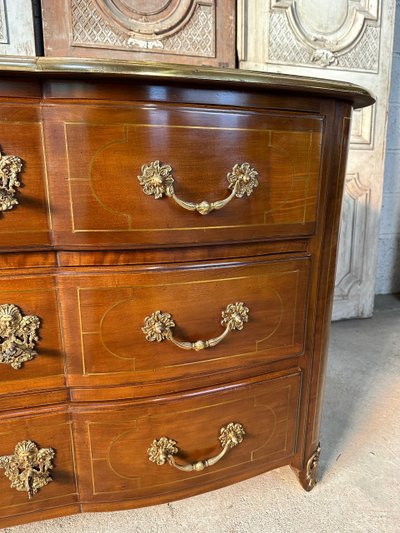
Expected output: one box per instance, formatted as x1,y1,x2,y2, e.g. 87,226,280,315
71,0,215,57
267,0,380,71
334,173,371,299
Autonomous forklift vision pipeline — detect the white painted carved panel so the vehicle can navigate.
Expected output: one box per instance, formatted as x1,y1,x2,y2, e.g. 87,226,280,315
239,0,396,319
0,0,36,56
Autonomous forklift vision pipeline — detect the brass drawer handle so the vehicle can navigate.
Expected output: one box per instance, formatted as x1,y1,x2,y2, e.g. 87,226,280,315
0,440,55,499
148,422,245,472
0,151,23,212
142,302,249,351
0,304,41,369
138,160,258,215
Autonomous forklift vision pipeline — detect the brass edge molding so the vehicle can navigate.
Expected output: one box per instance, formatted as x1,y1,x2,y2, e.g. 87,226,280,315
148,422,245,472
0,151,23,212
0,57,374,109
138,161,258,215
0,304,40,369
142,302,249,351
0,440,55,499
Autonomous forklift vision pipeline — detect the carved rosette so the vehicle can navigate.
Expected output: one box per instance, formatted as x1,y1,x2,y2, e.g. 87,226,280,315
221,302,249,331
147,437,179,466
227,163,259,198
138,160,174,199
142,310,175,343
219,422,246,448
0,304,41,369
0,151,23,212
0,440,55,499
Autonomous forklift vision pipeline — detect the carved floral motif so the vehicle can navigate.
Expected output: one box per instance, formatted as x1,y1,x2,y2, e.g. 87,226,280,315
0,440,55,499
0,304,40,369
0,151,23,212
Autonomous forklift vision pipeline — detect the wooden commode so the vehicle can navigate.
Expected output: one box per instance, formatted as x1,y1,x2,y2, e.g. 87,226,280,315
0,58,373,528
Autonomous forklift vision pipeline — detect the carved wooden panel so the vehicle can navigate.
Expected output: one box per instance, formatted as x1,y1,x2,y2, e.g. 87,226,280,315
41,0,235,66
73,372,301,503
58,257,309,397
43,103,323,249
0,0,36,56
239,0,396,319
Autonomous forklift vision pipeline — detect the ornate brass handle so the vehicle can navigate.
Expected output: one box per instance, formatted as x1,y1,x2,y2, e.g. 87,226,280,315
138,161,258,215
148,422,245,472
0,440,55,498
0,151,23,212
142,302,249,351
0,304,40,369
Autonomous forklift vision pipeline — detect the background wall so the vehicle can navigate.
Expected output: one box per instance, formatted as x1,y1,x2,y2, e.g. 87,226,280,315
376,0,400,294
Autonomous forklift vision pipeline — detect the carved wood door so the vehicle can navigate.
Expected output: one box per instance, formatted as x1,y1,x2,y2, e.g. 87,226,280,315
239,0,396,319
41,0,235,67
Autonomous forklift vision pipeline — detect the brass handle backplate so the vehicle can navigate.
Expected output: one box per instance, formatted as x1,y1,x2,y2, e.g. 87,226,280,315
0,440,55,499
0,304,41,369
142,302,249,351
0,151,23,212
148,422,245,472
138,161,258,215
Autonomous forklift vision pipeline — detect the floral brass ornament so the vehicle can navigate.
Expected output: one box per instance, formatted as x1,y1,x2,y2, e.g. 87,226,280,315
138,160,258,215
147,422,245,472
0,151,23,212
0,440,55,499
0,304,40,369
142,302,249,351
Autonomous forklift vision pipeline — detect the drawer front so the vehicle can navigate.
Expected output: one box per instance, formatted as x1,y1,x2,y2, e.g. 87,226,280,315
0,274,65,396
43,104,323,248
59,257,309,396
73,372,301,504
0,104,50,249
0,408,77,525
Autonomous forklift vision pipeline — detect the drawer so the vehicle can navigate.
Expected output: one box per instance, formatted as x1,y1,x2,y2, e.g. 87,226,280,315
0,274,65,396
73,371,301,507
43,103,323,248
59,256,309,398
0,104,50,249
0,407,78,528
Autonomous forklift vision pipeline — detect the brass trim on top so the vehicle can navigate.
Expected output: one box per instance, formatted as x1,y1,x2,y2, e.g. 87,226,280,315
0,57,374,109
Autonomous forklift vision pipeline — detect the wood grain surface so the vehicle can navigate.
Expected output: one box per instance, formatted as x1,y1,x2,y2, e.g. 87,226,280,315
0,64,360,527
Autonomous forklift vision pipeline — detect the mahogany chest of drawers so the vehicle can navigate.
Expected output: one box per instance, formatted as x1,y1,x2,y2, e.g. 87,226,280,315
0,58,373,528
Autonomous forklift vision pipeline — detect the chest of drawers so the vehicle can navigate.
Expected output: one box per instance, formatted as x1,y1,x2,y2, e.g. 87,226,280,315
0,58,373,528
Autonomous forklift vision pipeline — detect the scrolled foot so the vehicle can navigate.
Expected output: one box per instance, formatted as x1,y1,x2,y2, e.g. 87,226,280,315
292,443,321,491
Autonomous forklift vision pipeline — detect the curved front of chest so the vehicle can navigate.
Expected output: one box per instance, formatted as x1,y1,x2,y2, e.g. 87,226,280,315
43,103,323,249
72,371,301,509
58,256,310,399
